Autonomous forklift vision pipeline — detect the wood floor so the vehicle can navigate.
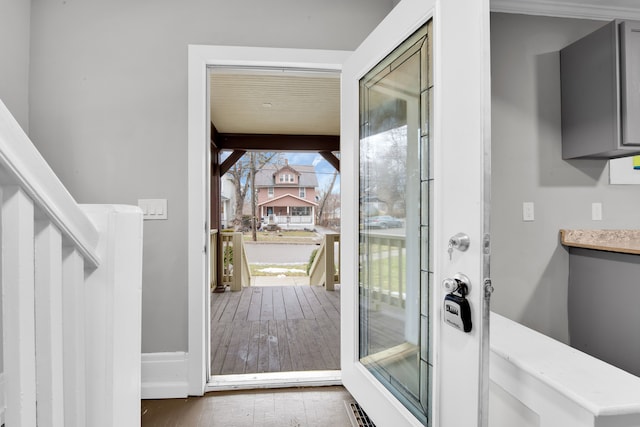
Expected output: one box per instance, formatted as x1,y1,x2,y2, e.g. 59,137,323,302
210,285,340,375
141,386,357,427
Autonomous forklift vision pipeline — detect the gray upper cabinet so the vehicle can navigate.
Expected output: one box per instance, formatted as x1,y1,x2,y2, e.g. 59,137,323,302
561,20,640,159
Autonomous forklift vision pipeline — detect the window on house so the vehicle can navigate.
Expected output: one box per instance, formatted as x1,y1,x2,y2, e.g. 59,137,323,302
291,206,311,216
268,187,274,197
279,173,294,183
299,187,306,198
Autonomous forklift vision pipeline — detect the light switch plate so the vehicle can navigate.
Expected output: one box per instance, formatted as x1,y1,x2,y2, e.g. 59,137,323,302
523,202,535,221
592,202,602,221
138,199,168,220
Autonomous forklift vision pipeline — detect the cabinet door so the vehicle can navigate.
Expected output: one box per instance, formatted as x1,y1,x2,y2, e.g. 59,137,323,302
620,20,640,146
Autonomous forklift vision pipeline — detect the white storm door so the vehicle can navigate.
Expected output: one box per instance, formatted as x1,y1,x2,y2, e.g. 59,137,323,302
340,0,491,425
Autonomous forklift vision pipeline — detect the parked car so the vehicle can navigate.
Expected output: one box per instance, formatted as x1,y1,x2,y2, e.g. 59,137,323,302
364,215,404,229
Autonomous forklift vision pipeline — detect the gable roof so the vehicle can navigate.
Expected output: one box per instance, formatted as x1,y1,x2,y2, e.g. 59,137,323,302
255,163,318,188
258,193,318,207
275,164,300,176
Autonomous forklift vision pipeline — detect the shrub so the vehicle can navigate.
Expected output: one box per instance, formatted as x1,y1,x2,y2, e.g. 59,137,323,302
307,248,319,274
224,245,233,266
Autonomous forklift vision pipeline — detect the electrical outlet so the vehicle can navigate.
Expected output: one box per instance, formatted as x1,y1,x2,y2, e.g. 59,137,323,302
592,202,603,221
523,202,535,221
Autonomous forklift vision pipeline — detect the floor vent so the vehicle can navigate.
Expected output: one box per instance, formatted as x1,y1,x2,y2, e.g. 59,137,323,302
345,401,376,427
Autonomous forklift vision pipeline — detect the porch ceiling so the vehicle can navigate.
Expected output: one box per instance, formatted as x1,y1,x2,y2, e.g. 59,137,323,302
209,68,340,136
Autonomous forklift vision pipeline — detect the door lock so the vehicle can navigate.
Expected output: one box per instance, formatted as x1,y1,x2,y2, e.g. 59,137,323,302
442,273,471,294
447,232,470,260
443,273,472,333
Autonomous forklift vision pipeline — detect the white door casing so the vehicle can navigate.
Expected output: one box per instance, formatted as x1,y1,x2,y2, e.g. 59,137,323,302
187,46,351,394
340,0,491,425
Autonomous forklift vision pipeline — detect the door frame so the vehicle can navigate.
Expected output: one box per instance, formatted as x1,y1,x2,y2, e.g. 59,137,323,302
187,45,350,395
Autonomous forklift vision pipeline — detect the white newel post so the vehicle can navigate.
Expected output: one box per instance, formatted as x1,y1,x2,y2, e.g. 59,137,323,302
82,205,143,427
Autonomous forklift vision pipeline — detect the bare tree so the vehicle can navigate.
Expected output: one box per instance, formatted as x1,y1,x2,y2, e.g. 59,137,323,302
316,169,339,226
224,151,281,233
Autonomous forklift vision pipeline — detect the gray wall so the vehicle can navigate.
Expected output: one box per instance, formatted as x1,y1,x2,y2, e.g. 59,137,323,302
0,0,32,374
28,0,396,353
491,13,640,343
0,0,31,131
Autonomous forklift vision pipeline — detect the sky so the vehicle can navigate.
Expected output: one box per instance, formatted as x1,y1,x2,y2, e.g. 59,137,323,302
285,152,340,193
221,151,340,194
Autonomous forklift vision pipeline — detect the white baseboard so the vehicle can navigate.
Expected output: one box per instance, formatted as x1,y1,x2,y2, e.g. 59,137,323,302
141,352,189,399
0,372,4,425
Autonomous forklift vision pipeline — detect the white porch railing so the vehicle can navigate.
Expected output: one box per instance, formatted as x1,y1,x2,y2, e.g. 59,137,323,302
269,214,313,225
490,312,640,427
0,100,143,427
220,231,251,291
360,232,406,306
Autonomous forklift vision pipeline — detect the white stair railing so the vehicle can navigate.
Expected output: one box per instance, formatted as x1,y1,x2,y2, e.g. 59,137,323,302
0,100,143,427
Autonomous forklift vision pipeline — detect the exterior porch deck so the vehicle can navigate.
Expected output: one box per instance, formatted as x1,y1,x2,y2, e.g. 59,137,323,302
210,285,341,375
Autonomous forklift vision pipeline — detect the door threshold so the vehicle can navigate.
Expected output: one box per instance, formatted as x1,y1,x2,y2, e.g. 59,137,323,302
206,370,342,392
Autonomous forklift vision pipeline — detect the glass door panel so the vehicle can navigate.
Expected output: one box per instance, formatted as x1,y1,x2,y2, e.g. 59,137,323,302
358,21,432,425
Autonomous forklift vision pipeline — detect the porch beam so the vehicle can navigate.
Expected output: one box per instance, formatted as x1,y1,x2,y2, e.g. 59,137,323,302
217,133,339,152
210,123,221,149
319,151,340,172
219,150,246,176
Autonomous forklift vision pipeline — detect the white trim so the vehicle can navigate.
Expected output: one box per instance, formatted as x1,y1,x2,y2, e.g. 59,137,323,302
188,46,350,394
141,352,189,399
491,0,640,21
258,192,317,207
206,370,341,392
0,372,5,425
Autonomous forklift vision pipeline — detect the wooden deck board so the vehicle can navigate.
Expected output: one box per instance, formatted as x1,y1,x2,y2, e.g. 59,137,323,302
245,321,261,373
268,320,281,371
260,287,274,320
295,286,317,320
272,287,287,321
211,285,341,375
247,288,263,321
211,290,230,322
210,319,234,374
276,319,292,372
218,291,240,324
234,287,253,321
